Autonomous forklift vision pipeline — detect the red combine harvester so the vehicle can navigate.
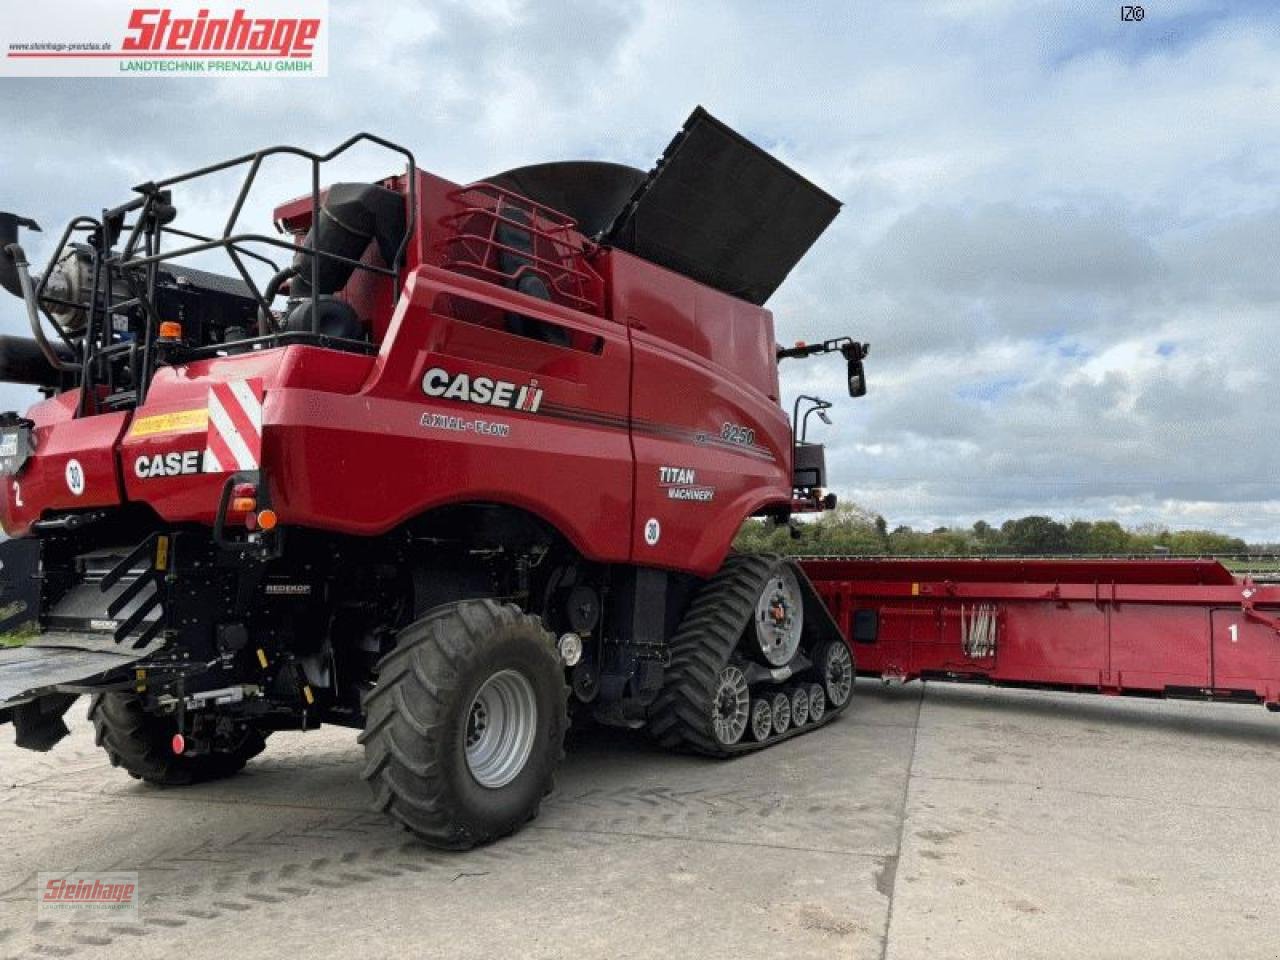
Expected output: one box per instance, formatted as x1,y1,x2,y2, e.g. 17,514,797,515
2,108,1272,852
0,110,868,848
800,557,1280,707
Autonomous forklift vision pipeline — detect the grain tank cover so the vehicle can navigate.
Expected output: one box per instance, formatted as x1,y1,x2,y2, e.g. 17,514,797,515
604,106,841,306
486,162,647,237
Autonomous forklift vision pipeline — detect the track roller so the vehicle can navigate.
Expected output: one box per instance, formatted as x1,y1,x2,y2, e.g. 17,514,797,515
711,664,751,746
818,640,854,708
807,682,826,724
789,685,810,727
749,697,773,742
770,691,791,735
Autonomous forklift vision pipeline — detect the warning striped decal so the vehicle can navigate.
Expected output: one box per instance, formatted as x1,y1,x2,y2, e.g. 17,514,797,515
203,379,263,473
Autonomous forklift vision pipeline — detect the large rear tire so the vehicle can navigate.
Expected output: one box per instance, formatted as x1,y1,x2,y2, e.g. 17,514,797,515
359,599,568,850
89,693,267,786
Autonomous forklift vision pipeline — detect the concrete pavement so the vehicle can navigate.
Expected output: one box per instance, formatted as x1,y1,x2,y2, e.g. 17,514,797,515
2,681,1277,959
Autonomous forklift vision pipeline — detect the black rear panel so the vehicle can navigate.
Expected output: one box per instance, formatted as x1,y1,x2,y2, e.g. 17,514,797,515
605,106,841,305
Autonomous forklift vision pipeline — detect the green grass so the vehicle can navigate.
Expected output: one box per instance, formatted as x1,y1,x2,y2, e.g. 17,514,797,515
0,620,36,647
0,600,34,646
1221,558,1280,574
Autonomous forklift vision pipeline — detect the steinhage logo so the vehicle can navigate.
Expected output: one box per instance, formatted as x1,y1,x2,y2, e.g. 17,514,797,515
124,8,321,59
1,0,330,78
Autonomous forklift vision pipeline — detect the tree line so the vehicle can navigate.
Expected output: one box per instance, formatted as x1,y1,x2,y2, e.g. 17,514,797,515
734,504,1252,557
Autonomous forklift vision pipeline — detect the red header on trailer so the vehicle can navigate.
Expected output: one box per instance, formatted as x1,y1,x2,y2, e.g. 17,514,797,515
800,557,1280,709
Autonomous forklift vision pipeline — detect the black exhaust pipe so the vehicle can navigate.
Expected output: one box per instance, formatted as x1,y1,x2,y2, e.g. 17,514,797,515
288,183,406,299
0,212,40,300
0,335,70,387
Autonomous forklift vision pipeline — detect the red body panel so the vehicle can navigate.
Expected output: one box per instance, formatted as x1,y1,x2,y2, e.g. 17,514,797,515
607,251,790,572
1,170,793,578
802,557,1280,705
0,393,127,535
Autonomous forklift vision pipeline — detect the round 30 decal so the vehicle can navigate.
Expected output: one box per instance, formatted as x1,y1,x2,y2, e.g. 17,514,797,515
643,517,661,546
65,459,85,496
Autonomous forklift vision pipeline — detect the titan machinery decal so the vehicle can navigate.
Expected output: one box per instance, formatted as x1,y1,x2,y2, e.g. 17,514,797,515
658,465,716,502
421,367,544,413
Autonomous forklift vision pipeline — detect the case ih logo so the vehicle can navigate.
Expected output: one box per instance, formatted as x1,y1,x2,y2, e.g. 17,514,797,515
1,0,329,77
422,367,545,414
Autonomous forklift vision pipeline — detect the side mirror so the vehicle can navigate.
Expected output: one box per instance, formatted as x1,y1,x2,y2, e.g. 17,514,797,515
847,357,867,398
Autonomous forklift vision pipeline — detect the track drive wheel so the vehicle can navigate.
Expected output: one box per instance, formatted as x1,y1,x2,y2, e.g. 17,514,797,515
359,600,568,850
89,693,267,786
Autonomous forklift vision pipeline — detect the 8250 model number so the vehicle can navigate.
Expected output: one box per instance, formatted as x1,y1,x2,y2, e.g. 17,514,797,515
720,422,756,447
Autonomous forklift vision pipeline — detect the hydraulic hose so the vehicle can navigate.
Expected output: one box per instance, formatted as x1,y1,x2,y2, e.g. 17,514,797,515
4,243,77,372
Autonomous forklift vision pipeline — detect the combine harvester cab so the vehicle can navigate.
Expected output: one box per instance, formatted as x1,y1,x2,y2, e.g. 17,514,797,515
0,113,866,845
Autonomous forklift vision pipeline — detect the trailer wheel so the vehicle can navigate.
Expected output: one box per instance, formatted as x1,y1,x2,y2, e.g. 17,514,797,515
359,599,568,850
88,693,267,786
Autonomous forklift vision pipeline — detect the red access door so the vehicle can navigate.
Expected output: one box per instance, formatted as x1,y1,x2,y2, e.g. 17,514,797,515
1210,610,1280,698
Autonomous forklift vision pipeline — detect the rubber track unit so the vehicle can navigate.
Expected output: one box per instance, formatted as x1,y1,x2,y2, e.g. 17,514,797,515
89,692,267,786
359,599,569,850
648,553,851,757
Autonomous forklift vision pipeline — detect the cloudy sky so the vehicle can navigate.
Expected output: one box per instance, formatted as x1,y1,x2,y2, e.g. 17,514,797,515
2,0,1279,537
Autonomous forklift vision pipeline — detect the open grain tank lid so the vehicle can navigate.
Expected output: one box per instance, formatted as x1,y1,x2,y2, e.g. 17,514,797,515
603,106,842,306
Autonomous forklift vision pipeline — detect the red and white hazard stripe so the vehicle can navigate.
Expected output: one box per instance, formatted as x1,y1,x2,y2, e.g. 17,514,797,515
203,379,263,473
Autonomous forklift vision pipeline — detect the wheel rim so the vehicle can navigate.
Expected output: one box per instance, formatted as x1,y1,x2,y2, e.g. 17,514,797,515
711,665,750,745
465,669,538,789
771,692,791,734
807,683,827,723
791,687,810,727
823,643,853,707
750,698,773,742
754,567,804,667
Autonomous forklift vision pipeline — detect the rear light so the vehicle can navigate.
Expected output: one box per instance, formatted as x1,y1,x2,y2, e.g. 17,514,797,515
256,509,278,531
158,321,183,342
231,481,257,514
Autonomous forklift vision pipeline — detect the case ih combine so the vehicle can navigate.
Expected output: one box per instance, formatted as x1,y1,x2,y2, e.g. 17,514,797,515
0,110,868,848
3,108,1276,853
